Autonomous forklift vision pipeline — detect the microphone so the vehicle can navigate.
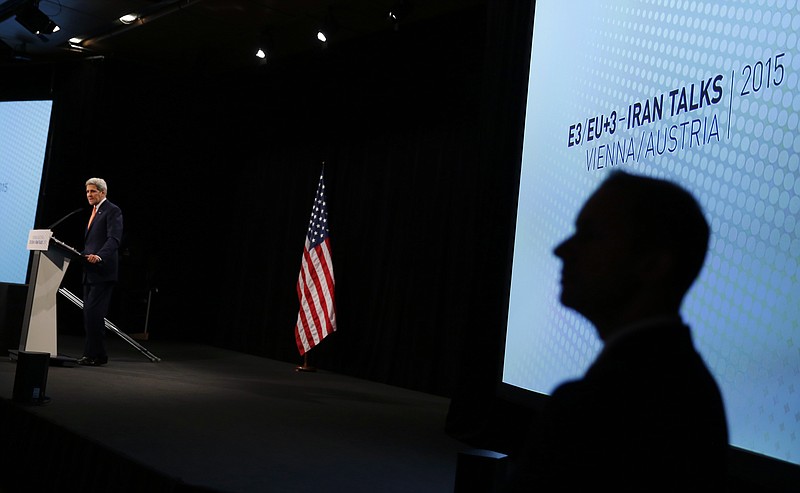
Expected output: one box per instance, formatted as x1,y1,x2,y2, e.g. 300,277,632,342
46,207,84,230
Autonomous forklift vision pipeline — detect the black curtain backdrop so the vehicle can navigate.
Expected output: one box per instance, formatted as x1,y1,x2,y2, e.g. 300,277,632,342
444,0,537,451
2,1,535,421
6,4,800,489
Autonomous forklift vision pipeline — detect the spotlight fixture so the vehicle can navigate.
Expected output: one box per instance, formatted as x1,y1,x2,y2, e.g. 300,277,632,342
119,13,139,25
316,14,338,45
15,1,59,39
388,1,412,31
254,28,273,61
68,37,85,50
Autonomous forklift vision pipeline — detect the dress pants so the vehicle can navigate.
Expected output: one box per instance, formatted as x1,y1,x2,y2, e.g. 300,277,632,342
82,282,114,359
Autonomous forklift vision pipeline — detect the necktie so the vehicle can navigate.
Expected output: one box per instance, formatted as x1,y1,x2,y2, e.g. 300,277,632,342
87,206,97,230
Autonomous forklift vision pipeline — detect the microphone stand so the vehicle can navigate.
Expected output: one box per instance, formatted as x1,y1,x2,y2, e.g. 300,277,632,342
47,207,84,230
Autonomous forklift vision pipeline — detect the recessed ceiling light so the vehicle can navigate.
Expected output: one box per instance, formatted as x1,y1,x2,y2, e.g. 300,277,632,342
119,14,138,24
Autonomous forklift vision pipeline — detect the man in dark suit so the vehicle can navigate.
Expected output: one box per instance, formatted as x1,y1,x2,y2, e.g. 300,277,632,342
505,170,729,491
78,177,123,366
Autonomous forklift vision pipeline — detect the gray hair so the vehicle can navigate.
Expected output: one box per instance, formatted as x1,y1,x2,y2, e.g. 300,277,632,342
85,177,108,193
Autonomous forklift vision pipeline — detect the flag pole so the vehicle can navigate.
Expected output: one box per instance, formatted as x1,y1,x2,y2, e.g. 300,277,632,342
294,162,333,372
296,352,316,372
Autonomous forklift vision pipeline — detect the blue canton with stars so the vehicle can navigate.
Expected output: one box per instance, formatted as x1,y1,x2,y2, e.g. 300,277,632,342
307,172,330,248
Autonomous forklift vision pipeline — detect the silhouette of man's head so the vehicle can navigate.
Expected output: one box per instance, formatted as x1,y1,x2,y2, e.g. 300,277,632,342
554,170,709,336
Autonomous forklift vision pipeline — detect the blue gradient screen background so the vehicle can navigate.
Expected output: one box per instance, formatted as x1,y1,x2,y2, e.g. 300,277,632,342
0,100,53,285
503,0,799,465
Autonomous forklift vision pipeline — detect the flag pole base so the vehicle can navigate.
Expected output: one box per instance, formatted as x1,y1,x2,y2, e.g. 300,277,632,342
295,354,316,372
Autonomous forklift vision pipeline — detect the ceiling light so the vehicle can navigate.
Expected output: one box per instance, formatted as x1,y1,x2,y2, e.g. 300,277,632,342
388,1,412,30
254,29,273,61
316,14,337,45
15,2,59,37
68,37,83,47
119,14,138,25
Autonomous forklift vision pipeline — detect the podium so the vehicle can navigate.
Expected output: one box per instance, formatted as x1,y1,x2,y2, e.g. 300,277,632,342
18,230,80,363
15,229,161,364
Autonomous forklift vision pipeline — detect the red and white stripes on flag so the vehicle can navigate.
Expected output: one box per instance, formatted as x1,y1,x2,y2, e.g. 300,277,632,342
294,169,336,355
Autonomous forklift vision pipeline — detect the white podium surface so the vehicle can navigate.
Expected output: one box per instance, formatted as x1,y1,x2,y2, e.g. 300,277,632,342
20,231,76,356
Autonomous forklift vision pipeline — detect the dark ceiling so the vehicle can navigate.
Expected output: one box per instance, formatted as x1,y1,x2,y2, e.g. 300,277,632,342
0,0,475,73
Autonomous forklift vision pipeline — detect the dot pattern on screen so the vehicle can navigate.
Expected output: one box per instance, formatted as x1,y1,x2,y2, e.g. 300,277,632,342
0,102,51,284
506,0,799,465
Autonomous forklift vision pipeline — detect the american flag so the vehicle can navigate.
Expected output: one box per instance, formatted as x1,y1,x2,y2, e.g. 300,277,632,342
294,168,337,355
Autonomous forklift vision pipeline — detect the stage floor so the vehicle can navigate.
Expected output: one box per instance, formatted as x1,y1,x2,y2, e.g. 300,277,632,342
0,335,469,493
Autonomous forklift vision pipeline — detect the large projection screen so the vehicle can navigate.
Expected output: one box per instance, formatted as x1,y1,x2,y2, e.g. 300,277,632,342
0,100,53,285
502,1,799,467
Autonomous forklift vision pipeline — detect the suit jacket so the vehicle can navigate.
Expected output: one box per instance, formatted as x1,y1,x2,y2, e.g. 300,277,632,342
507,322,729,492
82,199,123,284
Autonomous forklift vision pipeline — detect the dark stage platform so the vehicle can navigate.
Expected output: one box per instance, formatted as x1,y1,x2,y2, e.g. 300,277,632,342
0,335,470,493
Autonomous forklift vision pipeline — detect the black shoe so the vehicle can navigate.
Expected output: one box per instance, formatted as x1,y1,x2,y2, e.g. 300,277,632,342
77,356,107,366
